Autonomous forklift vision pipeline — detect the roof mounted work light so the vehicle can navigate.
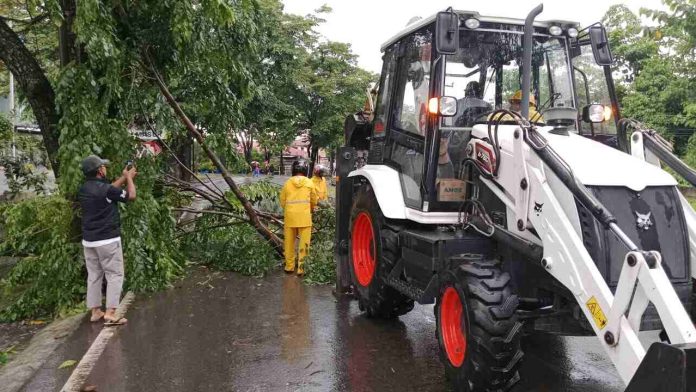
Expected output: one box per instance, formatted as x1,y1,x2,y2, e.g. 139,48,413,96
463,17,480,29
548,25,563,36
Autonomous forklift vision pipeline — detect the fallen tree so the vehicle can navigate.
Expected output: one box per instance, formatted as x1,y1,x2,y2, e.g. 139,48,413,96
151,66,283,255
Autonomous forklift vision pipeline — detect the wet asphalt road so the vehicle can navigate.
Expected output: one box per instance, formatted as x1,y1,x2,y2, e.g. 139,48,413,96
24,268,630,392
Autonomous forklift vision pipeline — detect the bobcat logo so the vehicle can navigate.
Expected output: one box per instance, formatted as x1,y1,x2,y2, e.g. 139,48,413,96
534,202,543,216
635,211,653,231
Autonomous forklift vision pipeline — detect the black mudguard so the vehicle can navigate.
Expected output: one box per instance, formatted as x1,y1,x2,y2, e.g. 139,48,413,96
334,146,356,293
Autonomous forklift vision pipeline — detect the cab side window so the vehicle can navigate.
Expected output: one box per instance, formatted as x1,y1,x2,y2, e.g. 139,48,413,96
393,30,433,136
373,48,396,138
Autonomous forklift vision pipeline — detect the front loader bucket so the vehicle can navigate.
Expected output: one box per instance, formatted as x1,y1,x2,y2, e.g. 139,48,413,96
625,342,696,392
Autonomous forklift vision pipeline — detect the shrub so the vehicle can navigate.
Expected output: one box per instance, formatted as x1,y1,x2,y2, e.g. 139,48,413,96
0,158,183,321
0,196,83,321
302,206,336,285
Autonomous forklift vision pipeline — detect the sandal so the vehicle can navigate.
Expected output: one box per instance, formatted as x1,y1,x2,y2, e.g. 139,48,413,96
104,317,128,326
90,312,104,322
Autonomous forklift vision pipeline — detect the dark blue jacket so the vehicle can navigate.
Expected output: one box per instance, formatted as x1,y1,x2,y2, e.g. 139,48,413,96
78,178,129,241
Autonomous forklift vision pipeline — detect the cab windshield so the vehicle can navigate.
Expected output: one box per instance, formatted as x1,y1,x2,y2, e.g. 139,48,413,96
442,28,574,128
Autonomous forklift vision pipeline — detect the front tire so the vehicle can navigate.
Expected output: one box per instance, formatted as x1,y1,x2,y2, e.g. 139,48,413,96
348,183,414,318
435,259,523,391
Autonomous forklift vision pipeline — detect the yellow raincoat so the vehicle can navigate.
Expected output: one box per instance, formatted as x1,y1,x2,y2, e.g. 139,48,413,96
311,175,328,202
280,176,318,274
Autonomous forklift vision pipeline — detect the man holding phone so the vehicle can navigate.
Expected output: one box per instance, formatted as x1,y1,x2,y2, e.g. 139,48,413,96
78,155,137,326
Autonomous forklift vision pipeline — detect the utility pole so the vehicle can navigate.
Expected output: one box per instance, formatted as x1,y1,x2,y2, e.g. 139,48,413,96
9,66,16,158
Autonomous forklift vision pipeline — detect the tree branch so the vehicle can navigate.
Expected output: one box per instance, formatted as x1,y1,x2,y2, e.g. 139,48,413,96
144,55,283,255
172,207,249,221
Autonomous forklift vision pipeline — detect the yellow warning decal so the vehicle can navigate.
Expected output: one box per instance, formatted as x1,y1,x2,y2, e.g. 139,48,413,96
586,296,608,330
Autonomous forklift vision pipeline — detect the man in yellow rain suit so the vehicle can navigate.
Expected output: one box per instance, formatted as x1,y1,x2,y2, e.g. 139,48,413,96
280,160,318,275
490,90,544,123
310,164,329,203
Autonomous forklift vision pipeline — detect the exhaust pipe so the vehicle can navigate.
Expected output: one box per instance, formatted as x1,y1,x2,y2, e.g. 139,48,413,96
521,4,543,119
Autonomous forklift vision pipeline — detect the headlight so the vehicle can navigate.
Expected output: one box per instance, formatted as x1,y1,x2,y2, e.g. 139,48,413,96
567,27,579,38
464,18,480,29
548,25,563,36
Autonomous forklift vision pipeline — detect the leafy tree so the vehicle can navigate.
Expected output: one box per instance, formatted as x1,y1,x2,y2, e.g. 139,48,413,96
603,1,696,152
291,39,375,164
0,0,375,319
602,4,659,84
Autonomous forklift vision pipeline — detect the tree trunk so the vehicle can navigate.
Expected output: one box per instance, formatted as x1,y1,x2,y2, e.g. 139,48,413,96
244,141,252,163
59,0,79,66
152,68,283,255
0,18,60,175
238,131,253,163
309,144,319,175
279,148,284,175
169,133,192,182
329,148,335,176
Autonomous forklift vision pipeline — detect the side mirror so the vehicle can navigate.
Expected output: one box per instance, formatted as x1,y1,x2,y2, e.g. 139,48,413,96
589,25,613,66
429,96,458,117
435,11,459,55
582,104,610,123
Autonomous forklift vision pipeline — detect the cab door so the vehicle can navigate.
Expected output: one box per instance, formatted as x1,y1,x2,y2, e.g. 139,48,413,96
383,27,434,210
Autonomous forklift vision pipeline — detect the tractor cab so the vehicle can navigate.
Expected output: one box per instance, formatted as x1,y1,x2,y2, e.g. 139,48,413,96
336,6,696,391
354,10,618,214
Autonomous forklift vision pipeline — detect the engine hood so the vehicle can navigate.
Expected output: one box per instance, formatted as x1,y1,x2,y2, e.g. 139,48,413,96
472,125,677,191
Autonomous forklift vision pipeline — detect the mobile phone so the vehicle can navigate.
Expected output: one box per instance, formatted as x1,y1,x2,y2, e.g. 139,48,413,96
126,160,134,170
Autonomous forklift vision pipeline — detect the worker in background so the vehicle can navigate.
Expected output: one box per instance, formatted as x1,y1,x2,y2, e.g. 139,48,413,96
311,164,329,203
491,90,544,123
280,160,318,276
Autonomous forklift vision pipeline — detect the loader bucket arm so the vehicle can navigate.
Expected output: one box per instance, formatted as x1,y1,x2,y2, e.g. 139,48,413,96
525,126,696,384
475,109,696,386
621,118,696,187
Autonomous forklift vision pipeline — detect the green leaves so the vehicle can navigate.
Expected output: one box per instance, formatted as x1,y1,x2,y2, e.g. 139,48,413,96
58,359,78,369
604,1,696,155
181,217,279,277
0,196,83,321
302,206,336,285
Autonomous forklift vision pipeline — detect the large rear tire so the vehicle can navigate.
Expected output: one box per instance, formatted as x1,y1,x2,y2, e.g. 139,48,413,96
435,259,523,391
349,183,414,318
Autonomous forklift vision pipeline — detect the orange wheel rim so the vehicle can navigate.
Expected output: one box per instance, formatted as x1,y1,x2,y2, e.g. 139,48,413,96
441,286,466,367
351,212,375,287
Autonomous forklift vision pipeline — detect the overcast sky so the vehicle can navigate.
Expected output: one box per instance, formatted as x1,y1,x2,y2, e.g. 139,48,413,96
281,0,666,73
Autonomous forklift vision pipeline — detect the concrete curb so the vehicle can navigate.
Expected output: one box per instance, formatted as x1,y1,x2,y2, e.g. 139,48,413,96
61,292,136,392
0,313,85,392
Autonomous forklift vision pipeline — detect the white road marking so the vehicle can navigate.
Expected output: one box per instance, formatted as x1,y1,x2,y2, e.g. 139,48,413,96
60,292,135,392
